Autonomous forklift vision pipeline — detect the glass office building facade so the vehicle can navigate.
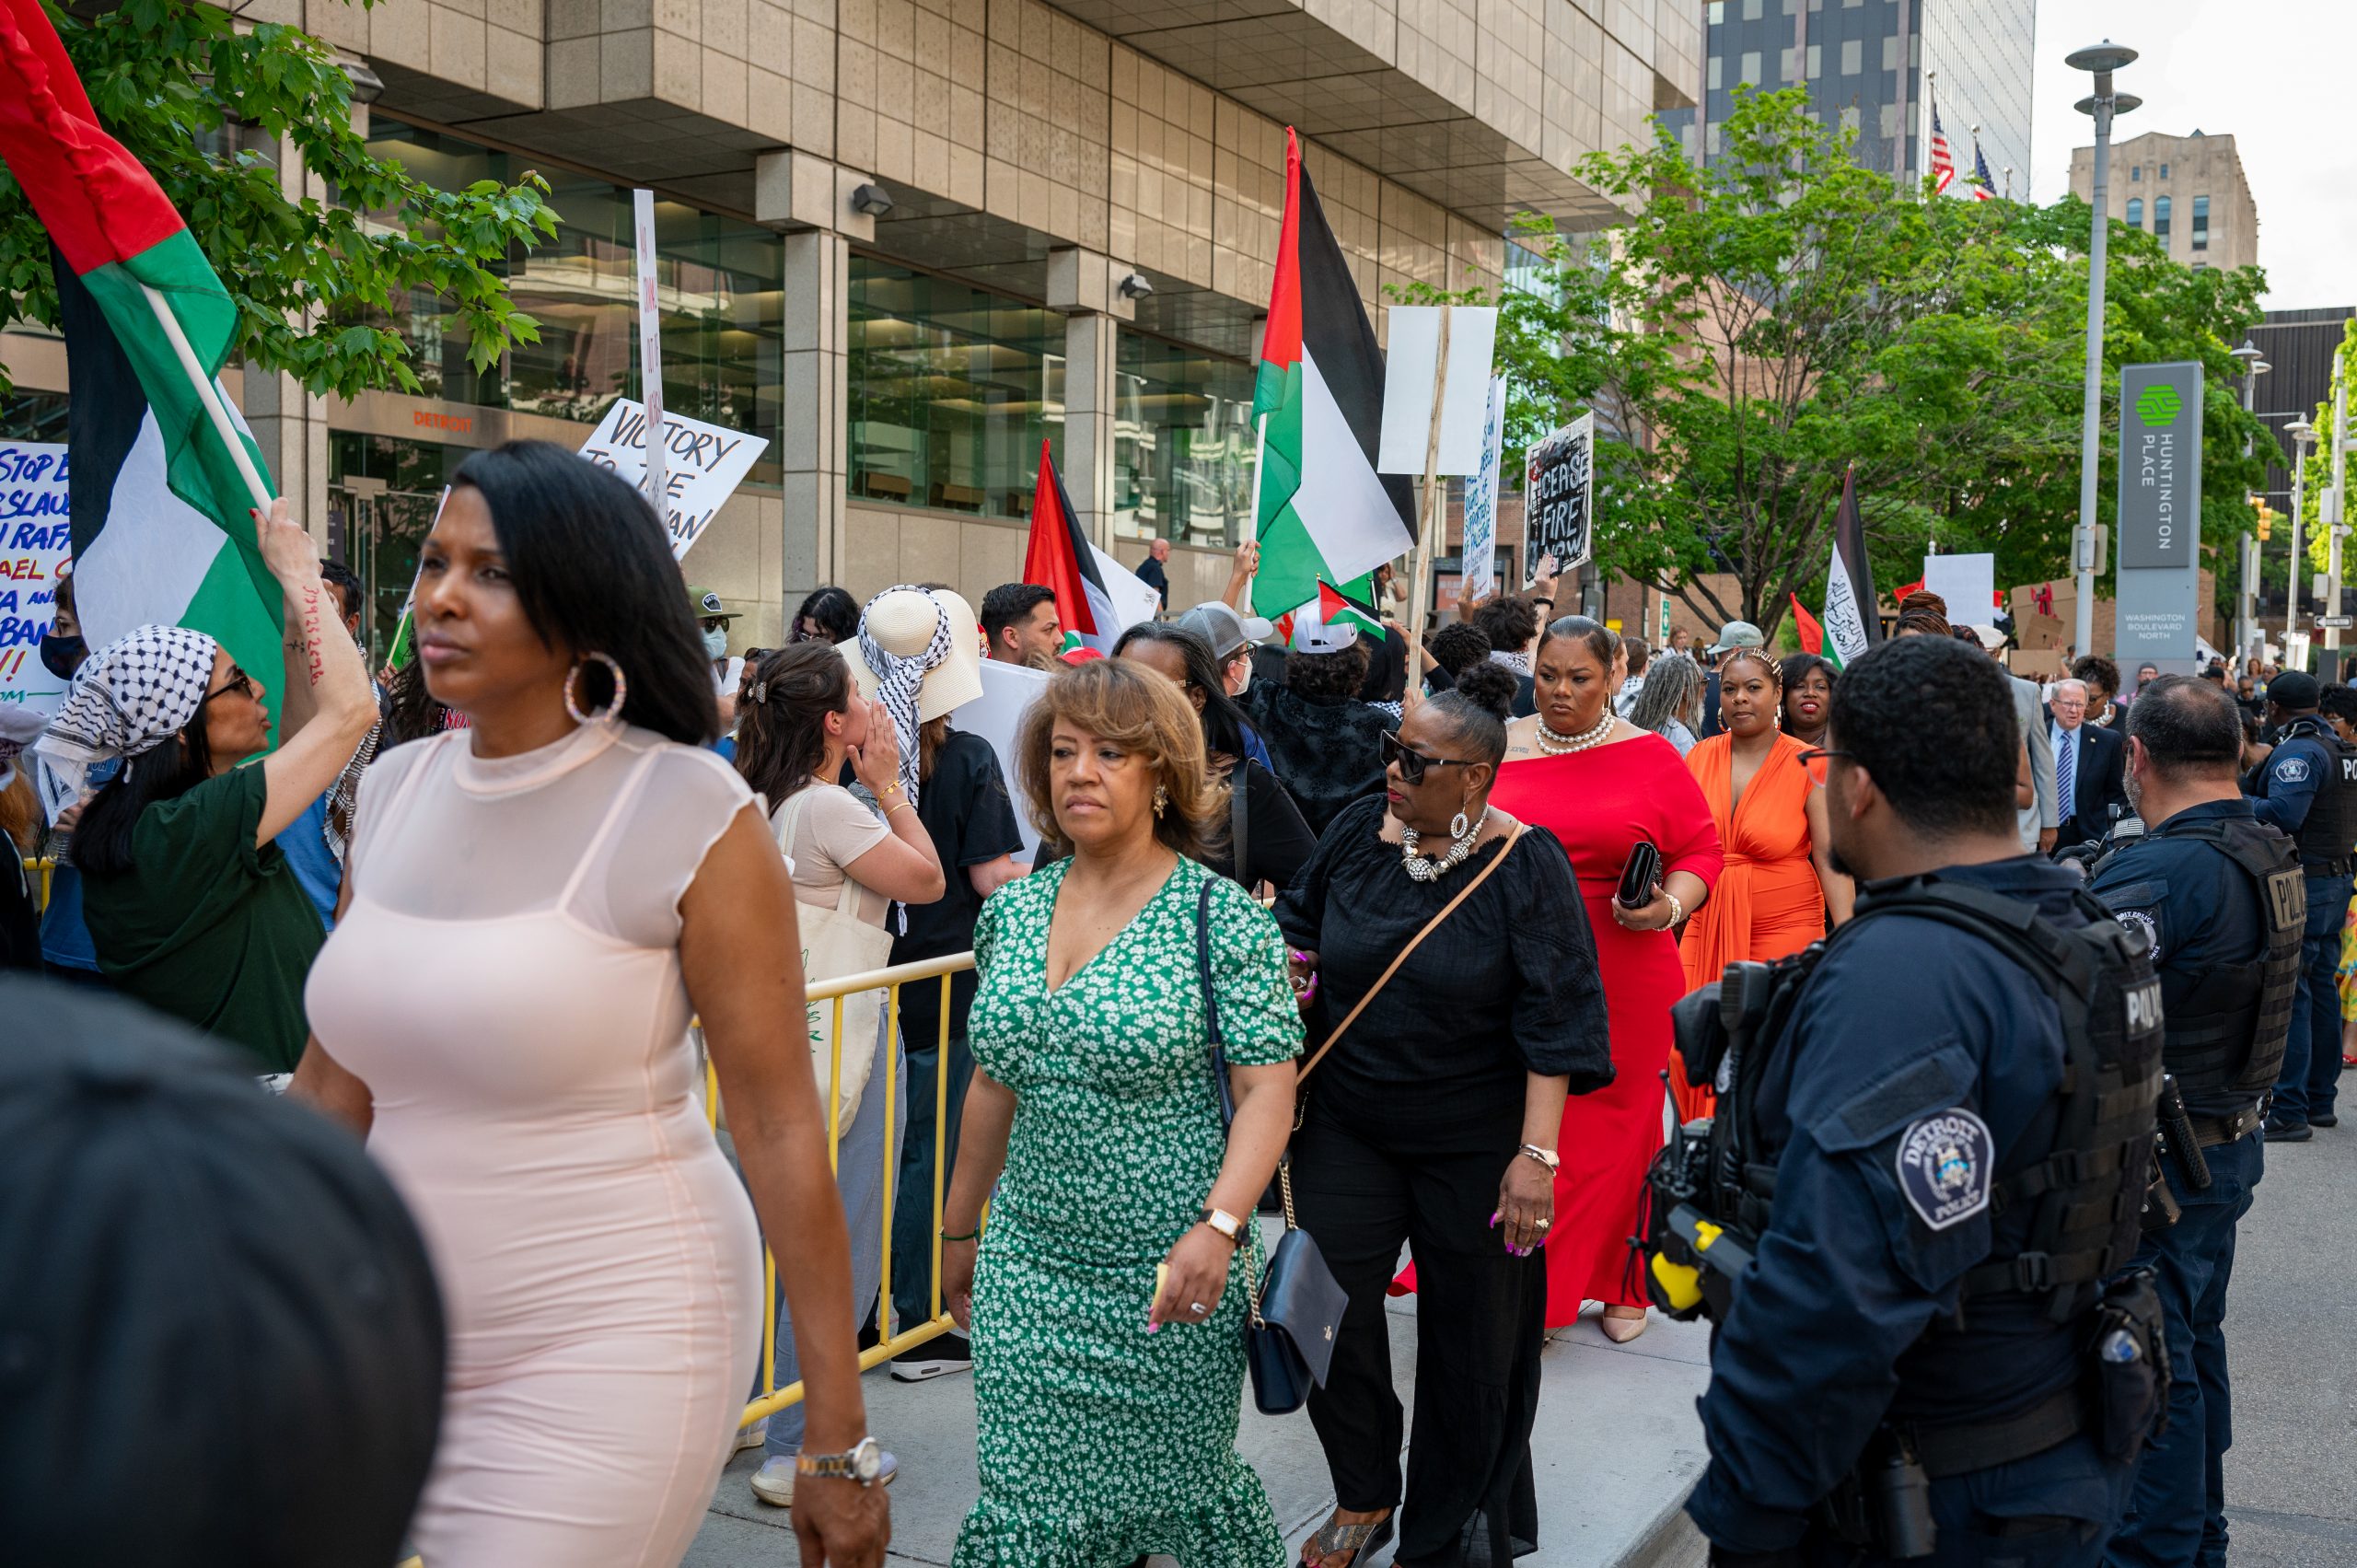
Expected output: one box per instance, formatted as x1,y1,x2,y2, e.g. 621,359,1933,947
1111,334,1255,548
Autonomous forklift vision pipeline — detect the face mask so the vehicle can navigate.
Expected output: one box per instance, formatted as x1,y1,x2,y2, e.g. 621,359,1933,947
39,632,86,680
702,627,728,660
1229,658,1251,696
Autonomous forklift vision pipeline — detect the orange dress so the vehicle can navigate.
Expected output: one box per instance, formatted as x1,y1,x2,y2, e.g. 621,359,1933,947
1673,732,1826,1121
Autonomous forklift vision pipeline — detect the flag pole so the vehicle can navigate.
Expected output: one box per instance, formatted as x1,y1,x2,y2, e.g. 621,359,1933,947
1403,303,1452,710
138,282,273,512
1241,410,1268,616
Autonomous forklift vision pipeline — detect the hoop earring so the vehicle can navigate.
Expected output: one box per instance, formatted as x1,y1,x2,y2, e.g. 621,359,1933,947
564,651,628,726
1153,784,1169,818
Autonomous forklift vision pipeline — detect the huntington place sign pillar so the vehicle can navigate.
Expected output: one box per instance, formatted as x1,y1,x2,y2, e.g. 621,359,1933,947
2114,361,2204,674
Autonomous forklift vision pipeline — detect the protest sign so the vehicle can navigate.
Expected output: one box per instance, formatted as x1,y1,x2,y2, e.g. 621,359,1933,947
1376,306,1501,476
0,441,73,713
579,399,767,560
1922,553,1996,627
1523,412,1594,581
1460,377,1505,602
959,658,1051,858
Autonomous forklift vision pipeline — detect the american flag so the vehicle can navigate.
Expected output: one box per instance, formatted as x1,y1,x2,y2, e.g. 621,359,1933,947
1927,95,1956,192
1968,136,1998,201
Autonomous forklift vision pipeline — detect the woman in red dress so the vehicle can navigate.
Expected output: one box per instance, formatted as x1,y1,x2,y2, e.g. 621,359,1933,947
1490,615,1720,1342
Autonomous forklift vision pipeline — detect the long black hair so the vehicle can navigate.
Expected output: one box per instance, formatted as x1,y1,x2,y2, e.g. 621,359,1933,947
732,644,853,807
449,441,718,746
793,586,860,645
74,704,216,878
1111,621,1252,761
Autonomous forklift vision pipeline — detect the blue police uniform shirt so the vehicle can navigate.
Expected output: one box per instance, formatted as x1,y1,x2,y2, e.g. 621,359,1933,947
2087,797,2268,981
2246,721,2333,840
1687,855,2126,1553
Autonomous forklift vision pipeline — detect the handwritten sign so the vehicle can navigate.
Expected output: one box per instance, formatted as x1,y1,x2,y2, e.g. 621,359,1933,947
0,441,72,714
578,399,767,560
1523,412,1593,581
1460,376,1504,602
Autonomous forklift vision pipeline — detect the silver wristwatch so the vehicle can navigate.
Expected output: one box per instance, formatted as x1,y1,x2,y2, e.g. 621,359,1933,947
796,1434,885,1486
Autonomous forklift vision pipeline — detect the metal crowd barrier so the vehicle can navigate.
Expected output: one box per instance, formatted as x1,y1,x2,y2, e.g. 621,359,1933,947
705,951,976,1427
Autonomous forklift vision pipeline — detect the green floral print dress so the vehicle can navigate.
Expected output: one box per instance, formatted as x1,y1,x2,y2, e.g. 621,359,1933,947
952,855,1304,1568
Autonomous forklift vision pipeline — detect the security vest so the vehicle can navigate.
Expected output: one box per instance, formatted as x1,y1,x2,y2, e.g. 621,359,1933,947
2121,817,2303,1121
2276,717,2357,868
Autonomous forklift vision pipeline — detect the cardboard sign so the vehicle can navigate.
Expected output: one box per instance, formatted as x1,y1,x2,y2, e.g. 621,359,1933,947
0,441,73,713
1460,377,1505,602
1524,412,1594,580
579,399,767,560
1376,306,1501,476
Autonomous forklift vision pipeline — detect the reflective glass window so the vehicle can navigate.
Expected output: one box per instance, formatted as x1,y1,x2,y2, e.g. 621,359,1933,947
2192,194,2210,250
2126,197,2143,227
2154,194,2172,239
1113,331,1256,549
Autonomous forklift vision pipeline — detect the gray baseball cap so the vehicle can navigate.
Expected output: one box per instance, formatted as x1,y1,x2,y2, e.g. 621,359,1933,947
1708,620,1765,656
1174,601,1275,660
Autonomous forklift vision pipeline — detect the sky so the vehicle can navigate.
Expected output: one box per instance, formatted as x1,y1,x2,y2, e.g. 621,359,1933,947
2028,0,2357,308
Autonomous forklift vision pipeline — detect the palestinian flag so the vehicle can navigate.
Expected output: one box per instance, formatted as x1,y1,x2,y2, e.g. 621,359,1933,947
1251,128,1414,618
1818,469,1879,669
1789,594,1824,656
1318,577,1387,640
0,0,281,718
1024,440,1117,651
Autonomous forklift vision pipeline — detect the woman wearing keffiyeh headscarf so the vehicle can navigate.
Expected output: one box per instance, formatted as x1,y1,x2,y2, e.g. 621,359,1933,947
36,499,379,1074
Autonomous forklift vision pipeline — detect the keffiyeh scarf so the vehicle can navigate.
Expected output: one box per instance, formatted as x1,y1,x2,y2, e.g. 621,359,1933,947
856,585,952,808
32,624,219,797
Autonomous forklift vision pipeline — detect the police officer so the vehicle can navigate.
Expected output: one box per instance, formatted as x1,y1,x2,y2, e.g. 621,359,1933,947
2240,669,2355,1140
2087,677,2292,1568
1687,634,2162,1568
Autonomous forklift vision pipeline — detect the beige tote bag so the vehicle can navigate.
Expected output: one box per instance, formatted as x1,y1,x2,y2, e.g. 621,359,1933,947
775,788,889,1130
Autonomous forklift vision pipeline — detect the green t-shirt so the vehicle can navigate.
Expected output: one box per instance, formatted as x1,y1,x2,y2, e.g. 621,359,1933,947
81,763,324,1074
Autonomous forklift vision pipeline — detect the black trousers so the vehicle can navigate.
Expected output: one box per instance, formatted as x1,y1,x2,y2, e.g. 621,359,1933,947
1292,1086,1545,1566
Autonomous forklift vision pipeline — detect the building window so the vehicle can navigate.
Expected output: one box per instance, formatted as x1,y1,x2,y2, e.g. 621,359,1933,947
1881,34,1898,71
2126,197,2142,227
847,260,1063,521
1840,38,1861,75
1742,0,1761,18
1805,42,1821,76
1739,51,1761,87
1709,53,1723,89
2131,165,2142,181
1113,331,1256,549
2154,194,2171,240
1706,1,1723,22
2159,163,2169,179
2192,194,2210,250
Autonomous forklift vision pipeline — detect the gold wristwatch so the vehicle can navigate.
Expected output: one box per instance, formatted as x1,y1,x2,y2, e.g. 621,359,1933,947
1198,1206,1246,1244
796,1435,885,1486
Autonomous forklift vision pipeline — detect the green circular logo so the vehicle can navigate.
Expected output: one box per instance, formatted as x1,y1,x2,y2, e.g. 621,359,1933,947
2136,384,2182,428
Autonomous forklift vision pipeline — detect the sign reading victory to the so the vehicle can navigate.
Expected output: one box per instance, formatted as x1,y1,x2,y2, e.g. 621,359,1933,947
0,441,73,713
1523,412,1594,579
579,399,768,560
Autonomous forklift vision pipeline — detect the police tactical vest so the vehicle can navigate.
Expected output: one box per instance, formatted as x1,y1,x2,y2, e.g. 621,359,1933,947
2277,718,2357,867
2133,817,2303,1119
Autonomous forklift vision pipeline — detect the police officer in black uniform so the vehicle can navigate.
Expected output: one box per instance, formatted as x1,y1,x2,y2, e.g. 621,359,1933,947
1681,634,2164,1568
2239,669,2356,1140
2087,676,2293,1568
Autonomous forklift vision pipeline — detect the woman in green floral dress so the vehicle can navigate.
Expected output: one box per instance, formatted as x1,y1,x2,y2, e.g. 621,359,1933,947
940,659,1303,1567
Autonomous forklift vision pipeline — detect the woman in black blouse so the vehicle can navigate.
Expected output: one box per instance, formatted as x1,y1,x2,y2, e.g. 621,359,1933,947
1113,621,1318,894
1277,663,1613,1568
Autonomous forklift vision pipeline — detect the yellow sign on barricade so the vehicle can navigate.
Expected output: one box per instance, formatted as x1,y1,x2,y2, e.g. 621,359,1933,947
706,951,975,1429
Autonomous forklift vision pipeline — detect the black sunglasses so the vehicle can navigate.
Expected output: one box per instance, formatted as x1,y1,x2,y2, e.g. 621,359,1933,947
1381,730,1476,786
201,665,257,705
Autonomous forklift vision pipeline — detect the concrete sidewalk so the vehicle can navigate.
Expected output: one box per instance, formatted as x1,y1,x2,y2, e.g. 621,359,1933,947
687,1295,1710,1568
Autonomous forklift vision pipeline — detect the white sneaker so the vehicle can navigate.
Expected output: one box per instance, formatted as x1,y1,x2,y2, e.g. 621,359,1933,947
889,1332,974,1381
749,1448,900,1506
733,1416,769,1454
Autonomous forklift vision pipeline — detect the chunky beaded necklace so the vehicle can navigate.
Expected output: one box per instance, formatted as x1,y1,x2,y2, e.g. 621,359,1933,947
1400,807,1489,882
1535,705,1617,755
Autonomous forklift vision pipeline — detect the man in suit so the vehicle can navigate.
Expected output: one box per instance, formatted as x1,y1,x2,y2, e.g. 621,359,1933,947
2048,677,2130,849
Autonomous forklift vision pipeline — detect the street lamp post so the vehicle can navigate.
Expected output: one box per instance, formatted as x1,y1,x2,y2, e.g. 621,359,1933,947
2067,41,2141,661
2330,378,2350,664
2231,341,2269,662
2287,417,2314,650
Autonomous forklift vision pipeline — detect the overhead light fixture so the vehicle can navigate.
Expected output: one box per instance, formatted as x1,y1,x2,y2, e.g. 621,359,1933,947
1118,271,1153,300
850,182,894,217
343,61,385,105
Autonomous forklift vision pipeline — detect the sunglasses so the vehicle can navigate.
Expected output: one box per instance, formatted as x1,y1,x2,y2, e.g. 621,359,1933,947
1796,748,1852,788
1381,731,1476,786
201,665,258,705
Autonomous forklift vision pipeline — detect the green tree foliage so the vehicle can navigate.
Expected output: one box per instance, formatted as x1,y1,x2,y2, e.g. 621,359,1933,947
0,0,556,401
1403,88,2269,633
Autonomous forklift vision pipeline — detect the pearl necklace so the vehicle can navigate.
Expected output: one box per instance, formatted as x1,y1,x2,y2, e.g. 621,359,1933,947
1401,807,1488,882
1535,706,1617,755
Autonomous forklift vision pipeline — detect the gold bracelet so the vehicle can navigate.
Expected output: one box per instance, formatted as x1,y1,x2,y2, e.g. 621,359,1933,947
886,798,912,818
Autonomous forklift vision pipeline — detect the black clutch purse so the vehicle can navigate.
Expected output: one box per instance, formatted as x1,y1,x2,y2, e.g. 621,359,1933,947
1198,882,1344,1414
1617,839,1664,909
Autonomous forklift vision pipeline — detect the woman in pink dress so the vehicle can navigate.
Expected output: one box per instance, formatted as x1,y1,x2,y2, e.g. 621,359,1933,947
293,442,888,1568
1490,615,1721,1342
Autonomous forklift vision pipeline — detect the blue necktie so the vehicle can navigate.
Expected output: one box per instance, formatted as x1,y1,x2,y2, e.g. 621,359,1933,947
2055,726,2077,819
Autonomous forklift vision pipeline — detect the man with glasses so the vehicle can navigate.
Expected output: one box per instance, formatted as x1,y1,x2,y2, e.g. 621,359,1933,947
2049,678,2129,853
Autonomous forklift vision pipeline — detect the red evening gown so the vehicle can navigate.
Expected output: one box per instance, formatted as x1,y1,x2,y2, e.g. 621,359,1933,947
1492,737,1721,1323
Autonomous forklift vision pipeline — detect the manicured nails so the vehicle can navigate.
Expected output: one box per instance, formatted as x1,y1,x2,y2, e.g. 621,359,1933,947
1489,1211,1501,1227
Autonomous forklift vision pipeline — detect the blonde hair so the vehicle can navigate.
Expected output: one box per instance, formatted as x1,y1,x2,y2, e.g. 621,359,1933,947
1016,659,1227,863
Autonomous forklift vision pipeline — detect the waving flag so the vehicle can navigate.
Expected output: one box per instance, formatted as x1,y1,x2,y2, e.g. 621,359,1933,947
1024,440,1109,647
1968,136,1998,202
1819,470,1880,669
0,0,281,717
1926,95,1956,194
1790,594,1825,656
1317,577,1387,641
1250,127,1415,619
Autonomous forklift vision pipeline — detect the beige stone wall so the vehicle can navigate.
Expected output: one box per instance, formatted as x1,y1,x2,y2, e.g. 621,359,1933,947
2068,131,2259,273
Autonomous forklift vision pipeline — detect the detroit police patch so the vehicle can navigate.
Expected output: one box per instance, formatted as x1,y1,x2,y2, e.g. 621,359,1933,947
2274,755,2312,784
1895,1109,1995,1231
2114,908,2160,961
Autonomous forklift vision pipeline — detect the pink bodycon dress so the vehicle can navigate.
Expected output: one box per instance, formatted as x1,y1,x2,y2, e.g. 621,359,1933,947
308,721,763,1567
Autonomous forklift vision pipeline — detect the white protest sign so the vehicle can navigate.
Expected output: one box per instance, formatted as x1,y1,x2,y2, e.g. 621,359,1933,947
1922,552,1996,628
579,399,767,560
1523,412,1594,580
0,441,73,714
1460,376,1505,602
958,657,1051,859
1376,306,1500,476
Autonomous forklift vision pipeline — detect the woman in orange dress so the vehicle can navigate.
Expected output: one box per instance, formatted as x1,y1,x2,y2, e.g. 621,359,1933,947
1674,647,1852,1121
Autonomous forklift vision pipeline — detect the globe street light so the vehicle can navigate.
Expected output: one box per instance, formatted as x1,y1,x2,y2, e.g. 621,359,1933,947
2067,41,2140,660
2287,417,2316,645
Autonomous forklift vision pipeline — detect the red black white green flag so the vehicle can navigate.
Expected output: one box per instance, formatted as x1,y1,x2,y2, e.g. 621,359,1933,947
0,0,280,708
1250,127,1414,618
1025,440,1115,651
1317,578,1387,641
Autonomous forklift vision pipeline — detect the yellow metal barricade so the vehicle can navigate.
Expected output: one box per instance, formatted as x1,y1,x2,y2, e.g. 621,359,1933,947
704,951,974,1428
31,855,52,914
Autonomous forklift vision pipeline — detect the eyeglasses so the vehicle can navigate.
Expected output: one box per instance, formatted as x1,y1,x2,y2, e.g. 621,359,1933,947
1381,731,1476,785
201,665,258,706
1796,748,1852,789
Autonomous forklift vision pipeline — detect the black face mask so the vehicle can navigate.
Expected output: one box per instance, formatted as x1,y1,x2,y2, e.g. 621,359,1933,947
39,632,86,680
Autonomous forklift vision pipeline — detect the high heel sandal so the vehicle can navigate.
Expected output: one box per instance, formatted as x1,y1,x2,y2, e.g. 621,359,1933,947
1302,1509,1395,1568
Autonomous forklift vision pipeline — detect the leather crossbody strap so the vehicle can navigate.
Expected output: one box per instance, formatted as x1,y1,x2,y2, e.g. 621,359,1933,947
1296,821,1526,1087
